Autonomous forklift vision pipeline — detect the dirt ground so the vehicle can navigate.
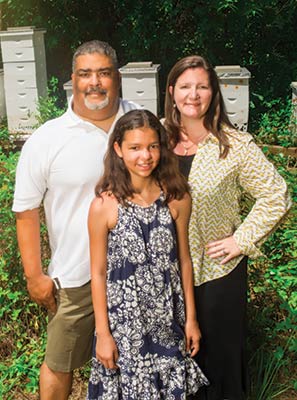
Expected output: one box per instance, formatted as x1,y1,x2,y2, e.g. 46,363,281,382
8,371,87,400
9,372,297,399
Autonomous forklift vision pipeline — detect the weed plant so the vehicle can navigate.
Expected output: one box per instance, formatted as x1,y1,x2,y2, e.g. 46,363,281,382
251,96,297,147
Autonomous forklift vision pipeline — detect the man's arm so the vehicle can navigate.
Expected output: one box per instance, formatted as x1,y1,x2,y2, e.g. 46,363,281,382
15,208,57,313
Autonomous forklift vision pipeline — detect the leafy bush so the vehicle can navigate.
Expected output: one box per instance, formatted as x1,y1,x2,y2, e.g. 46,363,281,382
0,127,47,399
1,0,297,118
35,76,66,127
252,96,297,147
247,153,297,398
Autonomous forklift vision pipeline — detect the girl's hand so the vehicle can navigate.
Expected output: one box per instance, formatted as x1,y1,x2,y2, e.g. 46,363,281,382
96,333,119,369
206,235,241,264
184,319,201,357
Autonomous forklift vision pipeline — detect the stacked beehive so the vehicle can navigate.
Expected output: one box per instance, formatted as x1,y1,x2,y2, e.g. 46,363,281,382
215,65,251,132
0,26,47,134
119,62,161,116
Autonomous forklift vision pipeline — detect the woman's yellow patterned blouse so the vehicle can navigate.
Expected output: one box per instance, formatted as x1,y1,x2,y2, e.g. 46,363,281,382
188,128,291,286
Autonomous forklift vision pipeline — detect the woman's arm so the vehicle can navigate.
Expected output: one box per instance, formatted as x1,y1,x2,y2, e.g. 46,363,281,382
234,140,291,253
207,138,291,264
170,193,201,357
88,194,119,369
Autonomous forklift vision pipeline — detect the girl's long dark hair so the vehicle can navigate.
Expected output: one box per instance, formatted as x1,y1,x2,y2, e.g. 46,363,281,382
164,55,234,158
95,109,189,205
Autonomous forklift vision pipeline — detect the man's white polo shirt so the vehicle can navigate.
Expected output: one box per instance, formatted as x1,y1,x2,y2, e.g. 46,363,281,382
12,98,140,288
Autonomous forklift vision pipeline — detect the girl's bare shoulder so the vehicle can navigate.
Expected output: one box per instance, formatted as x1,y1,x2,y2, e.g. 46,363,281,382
89,192,118,226
168,192,191,220
91,191,117,207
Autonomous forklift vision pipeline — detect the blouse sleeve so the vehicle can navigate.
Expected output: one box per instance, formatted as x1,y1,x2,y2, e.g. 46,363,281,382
233,138,291,258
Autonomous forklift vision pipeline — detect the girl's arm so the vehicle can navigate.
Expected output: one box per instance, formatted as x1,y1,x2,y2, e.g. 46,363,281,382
170,193,201,357
88,194,118,369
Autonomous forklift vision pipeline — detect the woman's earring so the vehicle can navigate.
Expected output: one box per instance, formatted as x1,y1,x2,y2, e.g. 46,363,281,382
173,102,177,108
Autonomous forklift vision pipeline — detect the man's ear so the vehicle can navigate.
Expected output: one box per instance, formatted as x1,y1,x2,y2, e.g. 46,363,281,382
114,70,121,91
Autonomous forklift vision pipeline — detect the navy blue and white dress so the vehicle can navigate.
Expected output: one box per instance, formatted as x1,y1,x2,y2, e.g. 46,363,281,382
87,193,208,400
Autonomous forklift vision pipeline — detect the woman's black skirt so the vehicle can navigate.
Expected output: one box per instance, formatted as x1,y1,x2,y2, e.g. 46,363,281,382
192,257,249,400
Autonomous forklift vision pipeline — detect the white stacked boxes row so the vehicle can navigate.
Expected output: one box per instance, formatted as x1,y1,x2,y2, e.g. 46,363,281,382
119,62,161,116
215,65,251,132
0,26,47,134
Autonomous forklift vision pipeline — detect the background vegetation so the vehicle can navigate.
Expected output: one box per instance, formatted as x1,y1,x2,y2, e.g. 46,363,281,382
0,0,296,398
1,0,297,120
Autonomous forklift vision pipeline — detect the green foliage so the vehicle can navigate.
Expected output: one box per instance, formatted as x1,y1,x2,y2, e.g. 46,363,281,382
0,121,47,398
36,76,66,127
1,0,297,117
252,96,297,147
247,153,297,398
248,341,292,400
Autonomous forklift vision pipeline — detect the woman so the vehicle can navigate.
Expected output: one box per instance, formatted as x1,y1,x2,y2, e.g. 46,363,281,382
164,55,291,400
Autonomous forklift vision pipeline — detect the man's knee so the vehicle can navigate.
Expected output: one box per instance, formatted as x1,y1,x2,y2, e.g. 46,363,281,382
40,362,73,400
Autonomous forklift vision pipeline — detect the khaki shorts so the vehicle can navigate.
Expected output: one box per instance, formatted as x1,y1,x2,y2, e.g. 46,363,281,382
45,281,95,372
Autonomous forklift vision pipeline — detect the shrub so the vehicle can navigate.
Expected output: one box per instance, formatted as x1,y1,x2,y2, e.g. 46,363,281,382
35,76,66,127
252,96,297,147
247,152,297,398
0,113,48,399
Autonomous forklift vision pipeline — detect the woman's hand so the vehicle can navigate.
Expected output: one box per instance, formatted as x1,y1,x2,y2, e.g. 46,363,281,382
184,319,201,357
206,235,242,264
96,333,119,369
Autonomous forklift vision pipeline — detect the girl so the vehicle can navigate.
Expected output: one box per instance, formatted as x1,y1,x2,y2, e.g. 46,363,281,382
87,109,208,399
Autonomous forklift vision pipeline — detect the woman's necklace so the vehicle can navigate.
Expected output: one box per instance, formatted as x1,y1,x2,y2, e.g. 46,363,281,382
179,129,210,155
181,141,195,155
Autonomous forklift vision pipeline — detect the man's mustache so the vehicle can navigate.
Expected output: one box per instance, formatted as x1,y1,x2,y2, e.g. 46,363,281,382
86,88,107,95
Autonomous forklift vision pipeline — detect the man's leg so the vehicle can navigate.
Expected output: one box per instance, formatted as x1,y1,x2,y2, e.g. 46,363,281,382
43,283,94,399
40,362,73,400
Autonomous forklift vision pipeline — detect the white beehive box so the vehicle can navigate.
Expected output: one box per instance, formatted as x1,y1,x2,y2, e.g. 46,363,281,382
0,26,47,134
63,80,72,104
119,62,161,116
215,65,251,132
0,69,7,120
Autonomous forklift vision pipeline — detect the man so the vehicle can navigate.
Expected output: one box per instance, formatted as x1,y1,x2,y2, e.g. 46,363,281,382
12,40,140,400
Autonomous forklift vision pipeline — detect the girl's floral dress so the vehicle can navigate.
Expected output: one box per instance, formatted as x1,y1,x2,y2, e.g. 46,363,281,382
87,193,208,400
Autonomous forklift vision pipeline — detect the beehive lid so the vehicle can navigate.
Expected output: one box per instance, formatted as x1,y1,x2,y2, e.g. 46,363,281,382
0,26,46,36
63,80,72,90
120,62,161,73
215,65,251,78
